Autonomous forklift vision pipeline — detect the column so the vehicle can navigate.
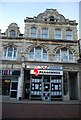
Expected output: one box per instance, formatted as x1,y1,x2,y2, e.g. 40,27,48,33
17,64,24,100
63,71,70,101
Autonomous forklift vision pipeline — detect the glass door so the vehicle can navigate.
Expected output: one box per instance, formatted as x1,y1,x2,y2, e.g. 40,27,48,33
10,81,18,98
42,76,51,101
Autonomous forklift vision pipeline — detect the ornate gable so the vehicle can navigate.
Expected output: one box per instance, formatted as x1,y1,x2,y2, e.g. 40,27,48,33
24,9,77,25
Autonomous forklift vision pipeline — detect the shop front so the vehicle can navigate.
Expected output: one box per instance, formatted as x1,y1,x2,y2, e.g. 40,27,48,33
1,69,20,99
24,66,63,101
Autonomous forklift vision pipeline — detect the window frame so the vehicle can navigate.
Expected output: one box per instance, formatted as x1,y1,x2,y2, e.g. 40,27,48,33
3,47,17,60
54,29,62,40
66,29,73,40
29,47,48,61
41,28,48,39
56,48,74,62
9,30,16,37
30,27,37,38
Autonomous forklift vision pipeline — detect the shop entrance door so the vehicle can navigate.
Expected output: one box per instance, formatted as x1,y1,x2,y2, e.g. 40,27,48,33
42,76,51,101
10,81,18,98
2,79,10,96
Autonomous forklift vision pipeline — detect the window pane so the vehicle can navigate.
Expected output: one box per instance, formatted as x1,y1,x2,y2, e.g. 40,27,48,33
55,29,61,39
10,30,16,37
29,48,34,60
43,48,47,53
30,27,37,38
8,51,12,57
29,53,34,59
42,28,48,38
35,49,41,60
8,47,13,57
43,53,47,60
66,30,72,40
56,54,60,61
4,51,7,57
4,48,7,57
69,50,73,61
8,47,13,51
13,51,16,58
61,50,68,62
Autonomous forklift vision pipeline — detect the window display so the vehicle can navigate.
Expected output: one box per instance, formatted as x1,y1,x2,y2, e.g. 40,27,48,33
30,75,62,101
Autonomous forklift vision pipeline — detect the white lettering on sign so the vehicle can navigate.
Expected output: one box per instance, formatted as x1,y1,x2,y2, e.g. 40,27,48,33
27,66,63,70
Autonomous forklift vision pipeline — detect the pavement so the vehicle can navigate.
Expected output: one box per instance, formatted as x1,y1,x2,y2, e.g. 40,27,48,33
1,95,80,105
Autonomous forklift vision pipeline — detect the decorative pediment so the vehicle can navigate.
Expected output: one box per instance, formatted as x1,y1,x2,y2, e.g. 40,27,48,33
8,23,19,29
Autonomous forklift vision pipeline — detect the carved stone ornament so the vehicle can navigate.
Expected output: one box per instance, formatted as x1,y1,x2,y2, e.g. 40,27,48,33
3,42,17,48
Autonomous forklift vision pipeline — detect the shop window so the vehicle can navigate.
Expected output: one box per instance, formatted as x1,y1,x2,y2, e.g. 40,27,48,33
30,75,42,100
56,47,74,62
29,46,48,61
3,47,17,60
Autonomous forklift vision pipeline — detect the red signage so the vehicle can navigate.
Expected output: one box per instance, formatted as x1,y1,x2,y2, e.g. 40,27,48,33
34,68,38,76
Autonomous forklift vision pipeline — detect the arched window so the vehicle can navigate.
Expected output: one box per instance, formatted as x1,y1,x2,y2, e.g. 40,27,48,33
3,47,17,60
30,27,37,38
55,29,61,39
9,30,16,37
56,47,74,62
29,47,48,61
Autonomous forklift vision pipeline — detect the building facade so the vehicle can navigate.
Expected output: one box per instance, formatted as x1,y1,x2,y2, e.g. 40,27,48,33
0,9,81,101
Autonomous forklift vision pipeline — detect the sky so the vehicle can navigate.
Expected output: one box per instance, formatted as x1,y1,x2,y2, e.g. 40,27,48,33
0,1,80,38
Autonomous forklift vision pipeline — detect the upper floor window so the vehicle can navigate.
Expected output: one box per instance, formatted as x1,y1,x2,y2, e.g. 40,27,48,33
3,47,17,60
42,28,48,38
30,27,37,38
55,29,61,39
56,47,74,62
66,30,72,40
9,30,16,37
29,47,48,61
49,16,54,21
